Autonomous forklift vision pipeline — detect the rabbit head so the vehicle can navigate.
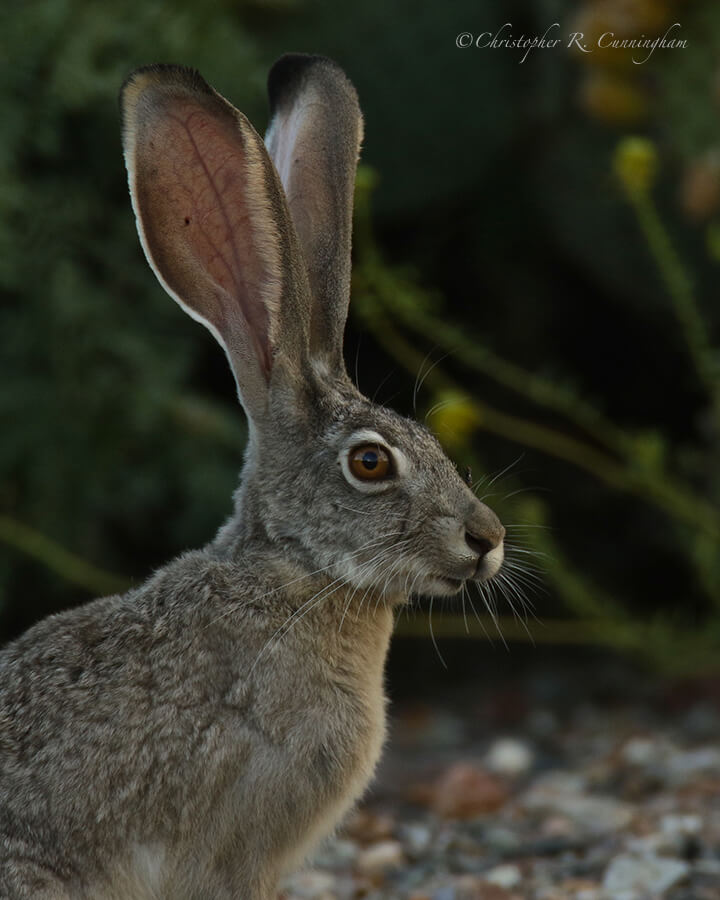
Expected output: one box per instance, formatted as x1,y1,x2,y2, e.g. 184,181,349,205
121,55,504,604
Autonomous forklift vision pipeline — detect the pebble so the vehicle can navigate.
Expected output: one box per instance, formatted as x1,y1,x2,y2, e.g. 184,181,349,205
522,771,633,834
660,813,703,836
401,822,434,856
621,736,661,767
482,825,521,854
483,864,522,888
431,876,518,900
665,746,720,780
539,879,602,900
311,838,358,869
485,738,533,776
356,839,406,876
282,869,337,899
603,854,690,896
540,815,576,838
344,809,396,844
431,763,508,820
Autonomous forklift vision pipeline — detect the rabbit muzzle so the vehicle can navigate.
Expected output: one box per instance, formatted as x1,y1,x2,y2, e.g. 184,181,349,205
465,501,505,583
419,501,504,596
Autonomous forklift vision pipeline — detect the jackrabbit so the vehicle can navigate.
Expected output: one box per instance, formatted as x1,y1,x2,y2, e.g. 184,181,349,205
0,55,505,899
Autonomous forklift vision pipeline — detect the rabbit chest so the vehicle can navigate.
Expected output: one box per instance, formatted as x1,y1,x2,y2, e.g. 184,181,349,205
216,599,396,876
132,594,397,891
265,602,395,872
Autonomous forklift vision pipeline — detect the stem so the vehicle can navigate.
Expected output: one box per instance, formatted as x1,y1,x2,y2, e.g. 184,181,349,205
0,515,131,596
629,188,720,413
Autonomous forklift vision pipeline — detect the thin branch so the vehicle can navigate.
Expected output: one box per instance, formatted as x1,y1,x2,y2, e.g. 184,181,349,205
0,515,131,596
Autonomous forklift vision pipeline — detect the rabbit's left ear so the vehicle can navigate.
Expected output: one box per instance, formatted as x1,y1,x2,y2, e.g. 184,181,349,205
120,65,312,423
265,55,363,375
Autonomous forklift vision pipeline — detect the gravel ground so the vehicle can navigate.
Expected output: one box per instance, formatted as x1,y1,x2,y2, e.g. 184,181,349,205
281,656,720,900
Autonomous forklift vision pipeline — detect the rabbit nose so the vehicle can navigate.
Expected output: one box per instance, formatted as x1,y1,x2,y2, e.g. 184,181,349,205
464,505,505,560
464,531,495,559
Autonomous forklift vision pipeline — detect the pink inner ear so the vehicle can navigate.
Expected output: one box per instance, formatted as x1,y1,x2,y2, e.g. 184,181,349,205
137,100,275,376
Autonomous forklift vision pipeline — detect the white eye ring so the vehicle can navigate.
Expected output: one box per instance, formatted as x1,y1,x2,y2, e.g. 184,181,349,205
339,430,407,493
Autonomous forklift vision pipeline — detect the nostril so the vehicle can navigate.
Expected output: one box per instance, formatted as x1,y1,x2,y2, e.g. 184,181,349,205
465,531,494,559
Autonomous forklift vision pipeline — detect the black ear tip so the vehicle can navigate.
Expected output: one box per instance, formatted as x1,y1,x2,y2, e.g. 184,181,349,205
267,53,351,109
119,63,211,107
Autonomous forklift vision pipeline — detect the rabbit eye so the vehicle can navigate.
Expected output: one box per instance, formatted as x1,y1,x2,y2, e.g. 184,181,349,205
348,445,392,481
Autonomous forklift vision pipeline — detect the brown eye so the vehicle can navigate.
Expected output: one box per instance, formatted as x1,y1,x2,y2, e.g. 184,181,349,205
349,444,392,481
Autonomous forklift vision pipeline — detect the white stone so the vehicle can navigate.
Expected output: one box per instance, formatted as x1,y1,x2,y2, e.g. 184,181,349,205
660,813,703,836
485,737,533,775
401,823,433,855
484,863,522,888
603,854,690,896
356,840,405,875
666,746,720,780
522,771,632,834
621,737,660,766
282,869,337,899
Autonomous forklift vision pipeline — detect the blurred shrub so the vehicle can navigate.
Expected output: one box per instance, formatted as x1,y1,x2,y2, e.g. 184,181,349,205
0,0,290,624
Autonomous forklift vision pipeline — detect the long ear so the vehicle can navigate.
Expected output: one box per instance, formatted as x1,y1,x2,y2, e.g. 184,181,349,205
265,54,363,374
120,65,310,422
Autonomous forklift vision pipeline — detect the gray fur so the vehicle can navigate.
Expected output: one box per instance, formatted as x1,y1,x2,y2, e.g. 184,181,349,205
0,55,504,899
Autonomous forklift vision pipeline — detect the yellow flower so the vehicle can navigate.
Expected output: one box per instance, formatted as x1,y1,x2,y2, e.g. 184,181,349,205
428,392,480,450
580,72,649,126
613,136,658,195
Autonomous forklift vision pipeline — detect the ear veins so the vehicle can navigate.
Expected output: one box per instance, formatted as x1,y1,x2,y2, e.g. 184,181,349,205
122,64,314,415
158,104,276,377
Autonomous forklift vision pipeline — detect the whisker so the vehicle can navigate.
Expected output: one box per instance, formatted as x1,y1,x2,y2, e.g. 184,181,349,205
501,485,549,501
249,533,410,669
461,584,470,634
423,398,454,424
483,453,525,490
505,544,548,556
427,595,448,669
475,581,508,649
464,587,495,645
495,573,539,640
371,367,398,405
502,561,546,586
504,523,551,531
502,558,546,579
339,540,412,630
354,334,362,391
250,576,349,675
412,347,438,416
413,348,449,414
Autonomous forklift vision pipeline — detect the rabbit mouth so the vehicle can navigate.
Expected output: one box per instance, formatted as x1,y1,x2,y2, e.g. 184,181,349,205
422,555,503,597
438,576,465,593
420,574,466,597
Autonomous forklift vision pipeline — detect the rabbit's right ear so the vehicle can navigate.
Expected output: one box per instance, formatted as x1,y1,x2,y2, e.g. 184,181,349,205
120,65,311,423
265,55,363,375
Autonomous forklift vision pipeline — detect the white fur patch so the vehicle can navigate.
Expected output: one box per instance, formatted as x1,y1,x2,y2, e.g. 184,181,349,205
484,541,504,579
129,843,167,891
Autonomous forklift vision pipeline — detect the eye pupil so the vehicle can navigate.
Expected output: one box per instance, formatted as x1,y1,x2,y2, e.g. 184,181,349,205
348,443,393,482
362,451,378,470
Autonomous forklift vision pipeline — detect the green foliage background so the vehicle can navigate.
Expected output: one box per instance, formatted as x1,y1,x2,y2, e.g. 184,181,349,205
2,0,719,671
